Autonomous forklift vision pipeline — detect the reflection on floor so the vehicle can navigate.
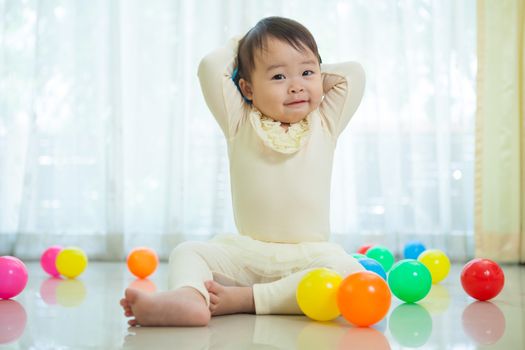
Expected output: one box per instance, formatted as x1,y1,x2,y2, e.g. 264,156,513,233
0,263,523,349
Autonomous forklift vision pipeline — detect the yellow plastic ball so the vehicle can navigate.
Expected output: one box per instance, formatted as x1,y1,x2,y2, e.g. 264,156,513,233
56,247,88,279
296,268,343,321
418,249,450,284
56,279,87,307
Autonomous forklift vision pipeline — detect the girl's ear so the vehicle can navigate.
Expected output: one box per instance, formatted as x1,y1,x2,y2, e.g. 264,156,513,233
239,79,254,101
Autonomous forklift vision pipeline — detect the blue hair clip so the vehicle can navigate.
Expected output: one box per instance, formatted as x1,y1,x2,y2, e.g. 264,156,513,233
232,67,252,104
232,67,240,82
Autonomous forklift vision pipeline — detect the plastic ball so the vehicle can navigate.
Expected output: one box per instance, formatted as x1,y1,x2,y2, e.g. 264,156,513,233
403,240,426,259
462,301,505,345
40,245,62,277
39,278,62,305
357,244,374,255
128,279,157,293
460,258,504,301
365,245,395,272
337,327,390,349
296,322,346,349
418,249,450,284
357,257,387,280
127,247,159,279
55,247,88,279
388,259,432,303
352,253,367,260
0,300,27,344
420,284,451,315
296,268,342,321
0,256,28,300
56,279,87,307
337,271,391,327
389,303,432,347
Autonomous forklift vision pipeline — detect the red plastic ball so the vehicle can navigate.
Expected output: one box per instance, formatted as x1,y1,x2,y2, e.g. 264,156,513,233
462,301,505,345
337,271,391,327
357,244,374,255
460,258,504,301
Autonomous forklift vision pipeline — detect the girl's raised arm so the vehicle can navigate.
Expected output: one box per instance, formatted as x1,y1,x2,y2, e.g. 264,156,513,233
198,38,246,138
319,62,365,138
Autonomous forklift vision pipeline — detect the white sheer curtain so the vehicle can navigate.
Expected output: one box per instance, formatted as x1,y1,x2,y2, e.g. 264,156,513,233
0,0,476,260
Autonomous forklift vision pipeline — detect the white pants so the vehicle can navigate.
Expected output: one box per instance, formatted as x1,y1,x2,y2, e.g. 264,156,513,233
168,234,364,314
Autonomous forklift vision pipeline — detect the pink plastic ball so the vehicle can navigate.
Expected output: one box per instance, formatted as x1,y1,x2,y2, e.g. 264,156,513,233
40,246,62,277
39,277,62,305
0,256,28,299
0,300,27,344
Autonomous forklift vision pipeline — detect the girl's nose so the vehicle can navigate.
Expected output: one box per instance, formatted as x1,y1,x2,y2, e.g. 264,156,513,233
289,85,304,94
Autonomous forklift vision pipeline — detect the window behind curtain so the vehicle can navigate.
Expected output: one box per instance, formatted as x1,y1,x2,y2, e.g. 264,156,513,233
0,0,476,260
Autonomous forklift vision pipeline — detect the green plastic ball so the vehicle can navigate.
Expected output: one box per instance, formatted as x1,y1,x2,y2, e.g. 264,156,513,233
389,303,432,347
388,259,432,303
365,245,395,272
351,253,367,260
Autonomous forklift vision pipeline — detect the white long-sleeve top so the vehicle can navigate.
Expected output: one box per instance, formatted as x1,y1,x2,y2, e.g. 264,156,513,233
198,39,365,243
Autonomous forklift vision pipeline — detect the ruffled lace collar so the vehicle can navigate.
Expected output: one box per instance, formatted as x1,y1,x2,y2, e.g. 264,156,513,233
249,108,311,154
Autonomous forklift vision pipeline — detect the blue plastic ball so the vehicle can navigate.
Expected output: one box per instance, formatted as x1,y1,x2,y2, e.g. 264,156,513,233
357,257,387,280
403,240,426,259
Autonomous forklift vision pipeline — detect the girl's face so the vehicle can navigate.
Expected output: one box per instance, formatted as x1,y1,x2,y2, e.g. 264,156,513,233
239,37,323,124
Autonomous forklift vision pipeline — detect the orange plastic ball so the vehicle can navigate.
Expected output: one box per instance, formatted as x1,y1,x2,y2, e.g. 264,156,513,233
127,247,158,279
337,271,391,327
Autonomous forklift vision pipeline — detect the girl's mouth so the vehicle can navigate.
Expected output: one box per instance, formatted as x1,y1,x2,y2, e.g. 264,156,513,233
285,100,307,106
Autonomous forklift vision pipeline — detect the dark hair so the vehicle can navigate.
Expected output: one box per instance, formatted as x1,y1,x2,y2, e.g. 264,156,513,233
235,16,322,85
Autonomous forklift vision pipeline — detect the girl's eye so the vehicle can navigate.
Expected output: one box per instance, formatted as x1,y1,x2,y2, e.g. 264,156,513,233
272,74,285,80
303,70,314,76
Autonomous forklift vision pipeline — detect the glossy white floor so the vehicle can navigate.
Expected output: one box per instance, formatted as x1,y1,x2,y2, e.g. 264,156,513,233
0,262,523,349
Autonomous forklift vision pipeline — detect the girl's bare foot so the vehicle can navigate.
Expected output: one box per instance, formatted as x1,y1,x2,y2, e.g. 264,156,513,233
205,280,255,316
120,287,210,327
